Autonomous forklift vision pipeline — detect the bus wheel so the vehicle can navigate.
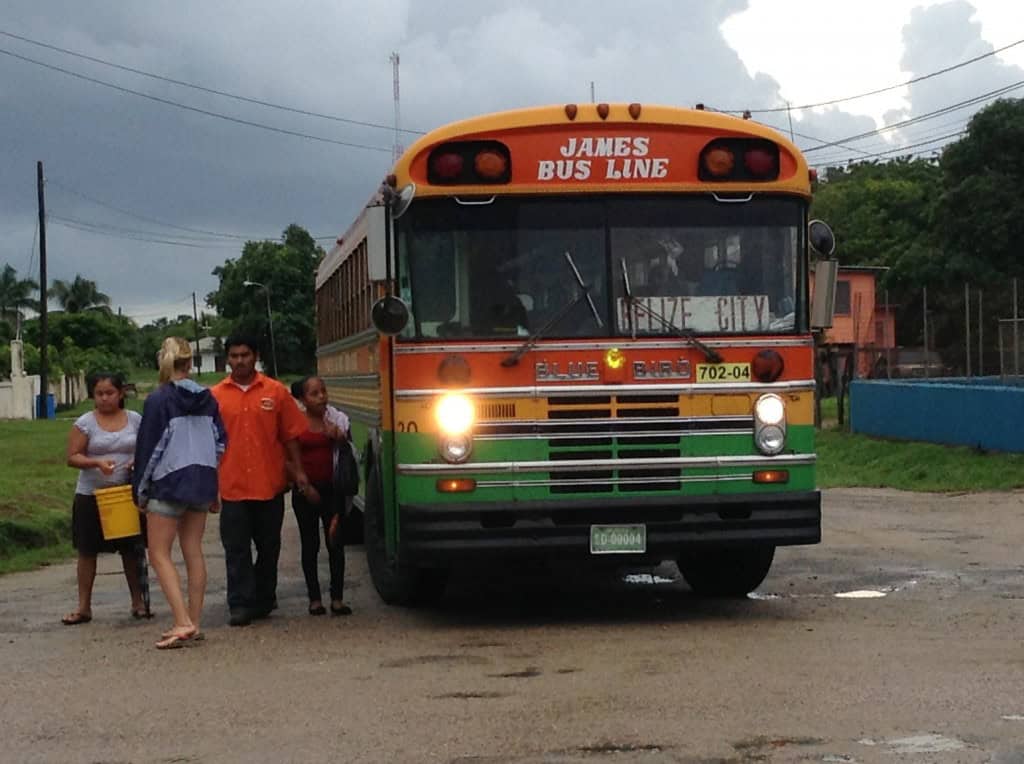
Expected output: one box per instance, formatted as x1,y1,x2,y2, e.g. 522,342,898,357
363,462,448,607
677,546,775,598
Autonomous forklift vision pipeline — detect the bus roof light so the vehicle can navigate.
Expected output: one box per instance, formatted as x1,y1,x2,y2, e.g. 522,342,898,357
744,147,778,178
474,149,508,180
628,103,642,119
431,152,464,181
702,145,735,178
597,103,610,120
565,104,578,120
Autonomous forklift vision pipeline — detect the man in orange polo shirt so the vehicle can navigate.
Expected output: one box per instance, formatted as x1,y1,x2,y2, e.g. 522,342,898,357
212,335,310,626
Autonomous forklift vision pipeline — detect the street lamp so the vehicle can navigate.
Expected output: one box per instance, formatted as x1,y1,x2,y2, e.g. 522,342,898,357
243,279,278,377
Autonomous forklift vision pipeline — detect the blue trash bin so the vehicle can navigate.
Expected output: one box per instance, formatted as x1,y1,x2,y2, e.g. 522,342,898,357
36,393,55,419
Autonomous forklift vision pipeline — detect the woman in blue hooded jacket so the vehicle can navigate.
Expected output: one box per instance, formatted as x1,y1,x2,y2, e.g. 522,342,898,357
133,337,226,649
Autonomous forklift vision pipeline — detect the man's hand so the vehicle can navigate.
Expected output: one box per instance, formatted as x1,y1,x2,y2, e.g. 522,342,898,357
209,497,221,514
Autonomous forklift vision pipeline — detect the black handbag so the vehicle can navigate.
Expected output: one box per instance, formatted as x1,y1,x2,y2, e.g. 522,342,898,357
334,440,360,497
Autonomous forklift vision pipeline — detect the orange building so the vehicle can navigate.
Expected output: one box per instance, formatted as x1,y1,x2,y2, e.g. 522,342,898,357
812,265,895,379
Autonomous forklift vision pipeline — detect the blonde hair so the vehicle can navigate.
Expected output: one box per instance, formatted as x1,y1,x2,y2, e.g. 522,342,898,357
158,337,194,384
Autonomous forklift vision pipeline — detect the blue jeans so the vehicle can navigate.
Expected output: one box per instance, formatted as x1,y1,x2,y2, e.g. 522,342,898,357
219,495,285,612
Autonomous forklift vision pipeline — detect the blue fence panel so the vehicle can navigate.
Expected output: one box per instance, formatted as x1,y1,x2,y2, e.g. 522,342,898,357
850,378,1024,453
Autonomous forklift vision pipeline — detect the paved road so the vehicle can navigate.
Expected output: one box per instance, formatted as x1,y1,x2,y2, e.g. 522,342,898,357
1,488,1023,763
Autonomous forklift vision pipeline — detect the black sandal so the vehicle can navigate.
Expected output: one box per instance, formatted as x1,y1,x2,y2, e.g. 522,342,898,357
330,602,352,616
309,603,327,616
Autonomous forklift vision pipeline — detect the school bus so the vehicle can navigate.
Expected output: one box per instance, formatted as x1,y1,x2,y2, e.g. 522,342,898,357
316,103,834,605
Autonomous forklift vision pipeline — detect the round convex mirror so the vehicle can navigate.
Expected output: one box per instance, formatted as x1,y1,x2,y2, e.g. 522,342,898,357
371,296,410,335
808,219,836,256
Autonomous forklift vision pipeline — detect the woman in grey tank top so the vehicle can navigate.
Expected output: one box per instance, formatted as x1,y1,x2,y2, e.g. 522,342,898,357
62,373,148,626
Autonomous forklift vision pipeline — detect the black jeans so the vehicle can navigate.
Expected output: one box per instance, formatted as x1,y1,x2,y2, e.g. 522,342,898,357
219,495,285,612
292,481,346,602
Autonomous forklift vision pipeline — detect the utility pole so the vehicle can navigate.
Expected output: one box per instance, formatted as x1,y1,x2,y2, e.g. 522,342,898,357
36,161,49,419
192,291,201,373
390,52,402,164
590,81,595,103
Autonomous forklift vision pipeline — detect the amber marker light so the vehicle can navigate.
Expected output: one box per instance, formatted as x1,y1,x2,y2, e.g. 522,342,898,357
437,478,477,493
605,347,625,370
474,149,508,180
703,146,735,177
753,470,789,484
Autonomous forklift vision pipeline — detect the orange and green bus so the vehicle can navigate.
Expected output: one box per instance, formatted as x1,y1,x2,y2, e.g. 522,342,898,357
316,102,834,605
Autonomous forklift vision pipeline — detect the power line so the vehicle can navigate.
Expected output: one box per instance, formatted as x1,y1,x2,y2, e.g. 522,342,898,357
802,78,1024,153
0,28,427,137
815,130,966,166
49,215,240,248
719,37,1024,114
810,115,972,164
49,213,240,245
49,178,340,242
0,46,394,153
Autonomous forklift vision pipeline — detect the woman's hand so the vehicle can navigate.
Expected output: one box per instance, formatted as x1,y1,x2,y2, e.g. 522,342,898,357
209,497,221,514
324,422,344,441
96,459,117,476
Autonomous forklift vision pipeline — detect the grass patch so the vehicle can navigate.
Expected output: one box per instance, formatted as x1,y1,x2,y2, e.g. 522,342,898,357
817,427,1024,491
0,419,79,567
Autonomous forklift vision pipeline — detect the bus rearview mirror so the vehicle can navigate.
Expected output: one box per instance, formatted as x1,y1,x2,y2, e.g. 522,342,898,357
371,296,410,335
811,259,838,329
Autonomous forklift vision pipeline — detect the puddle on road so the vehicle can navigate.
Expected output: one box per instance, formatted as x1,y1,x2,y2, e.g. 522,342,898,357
747,580,920,601
858,733,965,754
623,574,675,585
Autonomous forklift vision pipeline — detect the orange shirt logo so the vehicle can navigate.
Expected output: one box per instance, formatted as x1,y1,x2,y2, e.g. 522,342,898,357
260,397,275,411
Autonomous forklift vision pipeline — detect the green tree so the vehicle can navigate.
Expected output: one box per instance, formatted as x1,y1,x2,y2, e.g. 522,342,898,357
937,98,1024,285
206,224,323,375
0,263,39,329
48,275,111,313
811,157,942,289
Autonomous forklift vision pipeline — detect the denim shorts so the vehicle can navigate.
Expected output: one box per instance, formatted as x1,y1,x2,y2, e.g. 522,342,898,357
146,498,208,519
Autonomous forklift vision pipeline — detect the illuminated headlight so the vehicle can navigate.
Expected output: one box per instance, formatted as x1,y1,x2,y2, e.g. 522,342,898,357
439,433,473,463
754,394,785,426
436,393,474,435
753,394,786,455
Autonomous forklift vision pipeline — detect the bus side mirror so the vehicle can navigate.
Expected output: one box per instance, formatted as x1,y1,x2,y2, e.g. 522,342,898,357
808,219,836,257
810,259,838,330
808,220,837,329
371,296,410,335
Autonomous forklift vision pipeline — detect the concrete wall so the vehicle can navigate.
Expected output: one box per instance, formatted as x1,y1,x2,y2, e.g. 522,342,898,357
1,341,89,419
851,377,1024,452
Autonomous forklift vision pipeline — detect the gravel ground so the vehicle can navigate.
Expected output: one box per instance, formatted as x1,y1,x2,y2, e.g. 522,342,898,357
1,488,1023,763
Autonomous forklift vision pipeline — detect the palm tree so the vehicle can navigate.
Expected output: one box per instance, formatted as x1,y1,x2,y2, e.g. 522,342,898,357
48,275,111,313
0,264,39,327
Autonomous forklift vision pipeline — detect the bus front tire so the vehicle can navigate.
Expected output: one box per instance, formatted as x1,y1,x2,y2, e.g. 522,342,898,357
677,546,775,598
363,462,448,607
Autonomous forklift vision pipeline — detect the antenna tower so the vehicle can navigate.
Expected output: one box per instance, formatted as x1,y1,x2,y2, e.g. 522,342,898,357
390,52,402,164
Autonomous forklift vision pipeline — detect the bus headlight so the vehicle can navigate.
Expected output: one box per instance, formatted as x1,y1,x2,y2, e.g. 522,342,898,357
753,394,786,455
436,393,474,435
439,433,473,463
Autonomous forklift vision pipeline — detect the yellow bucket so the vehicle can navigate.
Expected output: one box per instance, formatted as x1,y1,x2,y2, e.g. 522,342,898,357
94,484,142,540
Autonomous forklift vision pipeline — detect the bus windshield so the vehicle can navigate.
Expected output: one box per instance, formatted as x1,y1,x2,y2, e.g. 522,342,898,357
396,195,805,341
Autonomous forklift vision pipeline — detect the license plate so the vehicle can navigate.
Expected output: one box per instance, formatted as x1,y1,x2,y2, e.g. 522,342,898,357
590,524,646,554
696,362,751,383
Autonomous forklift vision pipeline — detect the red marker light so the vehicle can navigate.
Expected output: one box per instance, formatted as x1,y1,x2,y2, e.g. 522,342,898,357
752,349,785,383
431,152,464,181
744,148,777,178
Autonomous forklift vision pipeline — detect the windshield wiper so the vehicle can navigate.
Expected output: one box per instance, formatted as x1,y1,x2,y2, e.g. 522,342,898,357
620,258,723,364
501,252,603,367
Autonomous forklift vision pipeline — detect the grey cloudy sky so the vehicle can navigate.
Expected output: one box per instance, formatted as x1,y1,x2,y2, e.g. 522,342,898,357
0,0,1021,322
